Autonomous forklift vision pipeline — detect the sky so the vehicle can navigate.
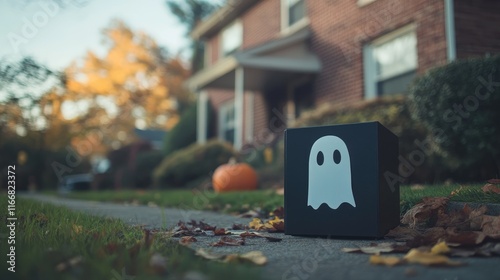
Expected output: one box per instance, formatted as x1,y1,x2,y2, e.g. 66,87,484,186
0,0,191,71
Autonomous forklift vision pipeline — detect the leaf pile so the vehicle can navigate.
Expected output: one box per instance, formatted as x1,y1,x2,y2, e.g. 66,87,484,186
344,192,500,267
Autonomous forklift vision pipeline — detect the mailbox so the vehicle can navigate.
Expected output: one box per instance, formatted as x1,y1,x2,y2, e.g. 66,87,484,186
284,122,399,238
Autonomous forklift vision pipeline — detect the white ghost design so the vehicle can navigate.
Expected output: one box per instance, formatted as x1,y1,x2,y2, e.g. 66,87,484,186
307,135,356,210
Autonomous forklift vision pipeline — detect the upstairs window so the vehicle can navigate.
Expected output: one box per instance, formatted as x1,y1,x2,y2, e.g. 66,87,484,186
282,0,307,31
221,20,242,57
364,26,418,98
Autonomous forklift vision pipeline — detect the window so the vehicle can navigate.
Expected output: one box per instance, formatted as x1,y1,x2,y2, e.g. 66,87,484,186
282,0,307,31
219,101,235,144
221,21,242,57
364,26,418,98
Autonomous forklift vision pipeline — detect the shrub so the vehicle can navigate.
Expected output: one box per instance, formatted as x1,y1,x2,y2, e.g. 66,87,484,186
293,96,447,183
409,55,500,178
134,150,164,188
163,102,214,156
153,140,236,187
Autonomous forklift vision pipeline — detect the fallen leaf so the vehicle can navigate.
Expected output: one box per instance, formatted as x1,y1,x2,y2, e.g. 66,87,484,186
213,228,230,236
144,229,154,248
430,241,450,255
403,249,463,267
195,249,267,265
385,226,421,241
487,179,500,184
482,184,500,194
369,254,402,266
445,229,485,246
211,236,245,247
179,236,197,245
270,206,284,218
249,218,264,230
401,197,449,229
266,216,285,232
231,223,247,230
238,209,261,218
240,231,282,242
342,243,408,254
481,215,500,239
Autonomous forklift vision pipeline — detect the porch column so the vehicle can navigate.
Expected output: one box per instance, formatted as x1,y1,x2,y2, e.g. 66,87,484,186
234,67,244,150
196,90,208,144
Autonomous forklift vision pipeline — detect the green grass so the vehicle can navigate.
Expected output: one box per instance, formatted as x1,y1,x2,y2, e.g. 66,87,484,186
400,184,500,214
57,184,500,217
0,197,259,280
62,189,285,215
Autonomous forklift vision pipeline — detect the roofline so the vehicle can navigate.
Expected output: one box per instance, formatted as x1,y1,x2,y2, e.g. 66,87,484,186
191,0,259,40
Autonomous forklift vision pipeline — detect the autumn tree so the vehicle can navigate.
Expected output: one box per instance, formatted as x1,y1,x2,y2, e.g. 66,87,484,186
65,19,192,148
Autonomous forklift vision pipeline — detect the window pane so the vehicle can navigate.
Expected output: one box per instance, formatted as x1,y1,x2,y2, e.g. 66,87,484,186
377,70,416,96
374,32,417,80
288,0,305,26
222,21,242,56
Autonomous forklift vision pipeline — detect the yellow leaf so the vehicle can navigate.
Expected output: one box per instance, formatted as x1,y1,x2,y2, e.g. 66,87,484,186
72,224,83,235
249,218,265,230
431,241,450,255
404,249,463,266
369,255,401,266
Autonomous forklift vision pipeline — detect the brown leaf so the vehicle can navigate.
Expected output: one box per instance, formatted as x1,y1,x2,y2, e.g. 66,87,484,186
403,249,464,267
231,223,247,230
445,229,486,246
187,220,216,231
240,231,282,242
385,226,421,241
402,197,449,229
238,209,261,218
213,228,230,236
179,236,197,245
270,206,284,219
487,179,500,184
211,236,245,247
406,227,446,248
482,183,500,194
481,215,500,239
144,229,154,248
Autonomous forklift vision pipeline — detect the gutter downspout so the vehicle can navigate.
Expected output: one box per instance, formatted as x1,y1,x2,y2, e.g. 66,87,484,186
444,0,456,62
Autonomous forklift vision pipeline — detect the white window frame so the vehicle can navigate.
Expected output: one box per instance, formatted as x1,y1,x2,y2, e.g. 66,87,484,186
220,20,242,58
363,24,418,99
281,0,309,36
218,100,236,144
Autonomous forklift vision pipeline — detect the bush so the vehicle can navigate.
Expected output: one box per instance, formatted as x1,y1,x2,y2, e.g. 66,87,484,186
409,55,500,179
134,150,164,188
153,140,236,187
293,96,448,183
163,102,214,156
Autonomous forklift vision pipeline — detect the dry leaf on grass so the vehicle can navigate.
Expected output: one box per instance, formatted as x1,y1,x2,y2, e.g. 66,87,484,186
403,249,463,267
482,183,500,194
481,215,500,239
369,255,402,266
402,197,449,229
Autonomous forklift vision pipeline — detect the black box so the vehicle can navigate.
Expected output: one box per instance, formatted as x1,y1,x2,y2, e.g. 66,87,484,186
284,121,399,238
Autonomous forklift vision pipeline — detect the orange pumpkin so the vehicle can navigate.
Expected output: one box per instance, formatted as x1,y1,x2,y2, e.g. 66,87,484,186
212,162,258,192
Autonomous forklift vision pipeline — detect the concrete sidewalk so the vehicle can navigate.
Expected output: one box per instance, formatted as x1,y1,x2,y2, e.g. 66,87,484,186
20,193,499,280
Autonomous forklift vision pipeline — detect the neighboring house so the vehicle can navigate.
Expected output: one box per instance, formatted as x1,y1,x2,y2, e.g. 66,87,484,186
133,128,167,150
185,0,500,150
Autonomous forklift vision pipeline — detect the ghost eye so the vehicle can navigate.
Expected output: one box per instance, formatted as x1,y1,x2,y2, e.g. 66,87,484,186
333,150,341,164
316,151,324,166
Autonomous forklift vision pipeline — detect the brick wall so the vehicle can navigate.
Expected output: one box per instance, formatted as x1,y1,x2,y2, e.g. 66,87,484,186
242,0,281,49
454,0,500,59
308,0,448,106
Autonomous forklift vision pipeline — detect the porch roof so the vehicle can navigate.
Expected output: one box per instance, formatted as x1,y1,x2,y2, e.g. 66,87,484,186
185,28,321,92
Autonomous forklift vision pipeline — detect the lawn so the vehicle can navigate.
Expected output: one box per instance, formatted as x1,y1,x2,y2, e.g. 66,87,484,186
56,184,500,216
0,197,260,280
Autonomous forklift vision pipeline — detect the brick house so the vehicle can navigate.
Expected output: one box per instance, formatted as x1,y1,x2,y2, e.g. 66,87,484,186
185,0,500,150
